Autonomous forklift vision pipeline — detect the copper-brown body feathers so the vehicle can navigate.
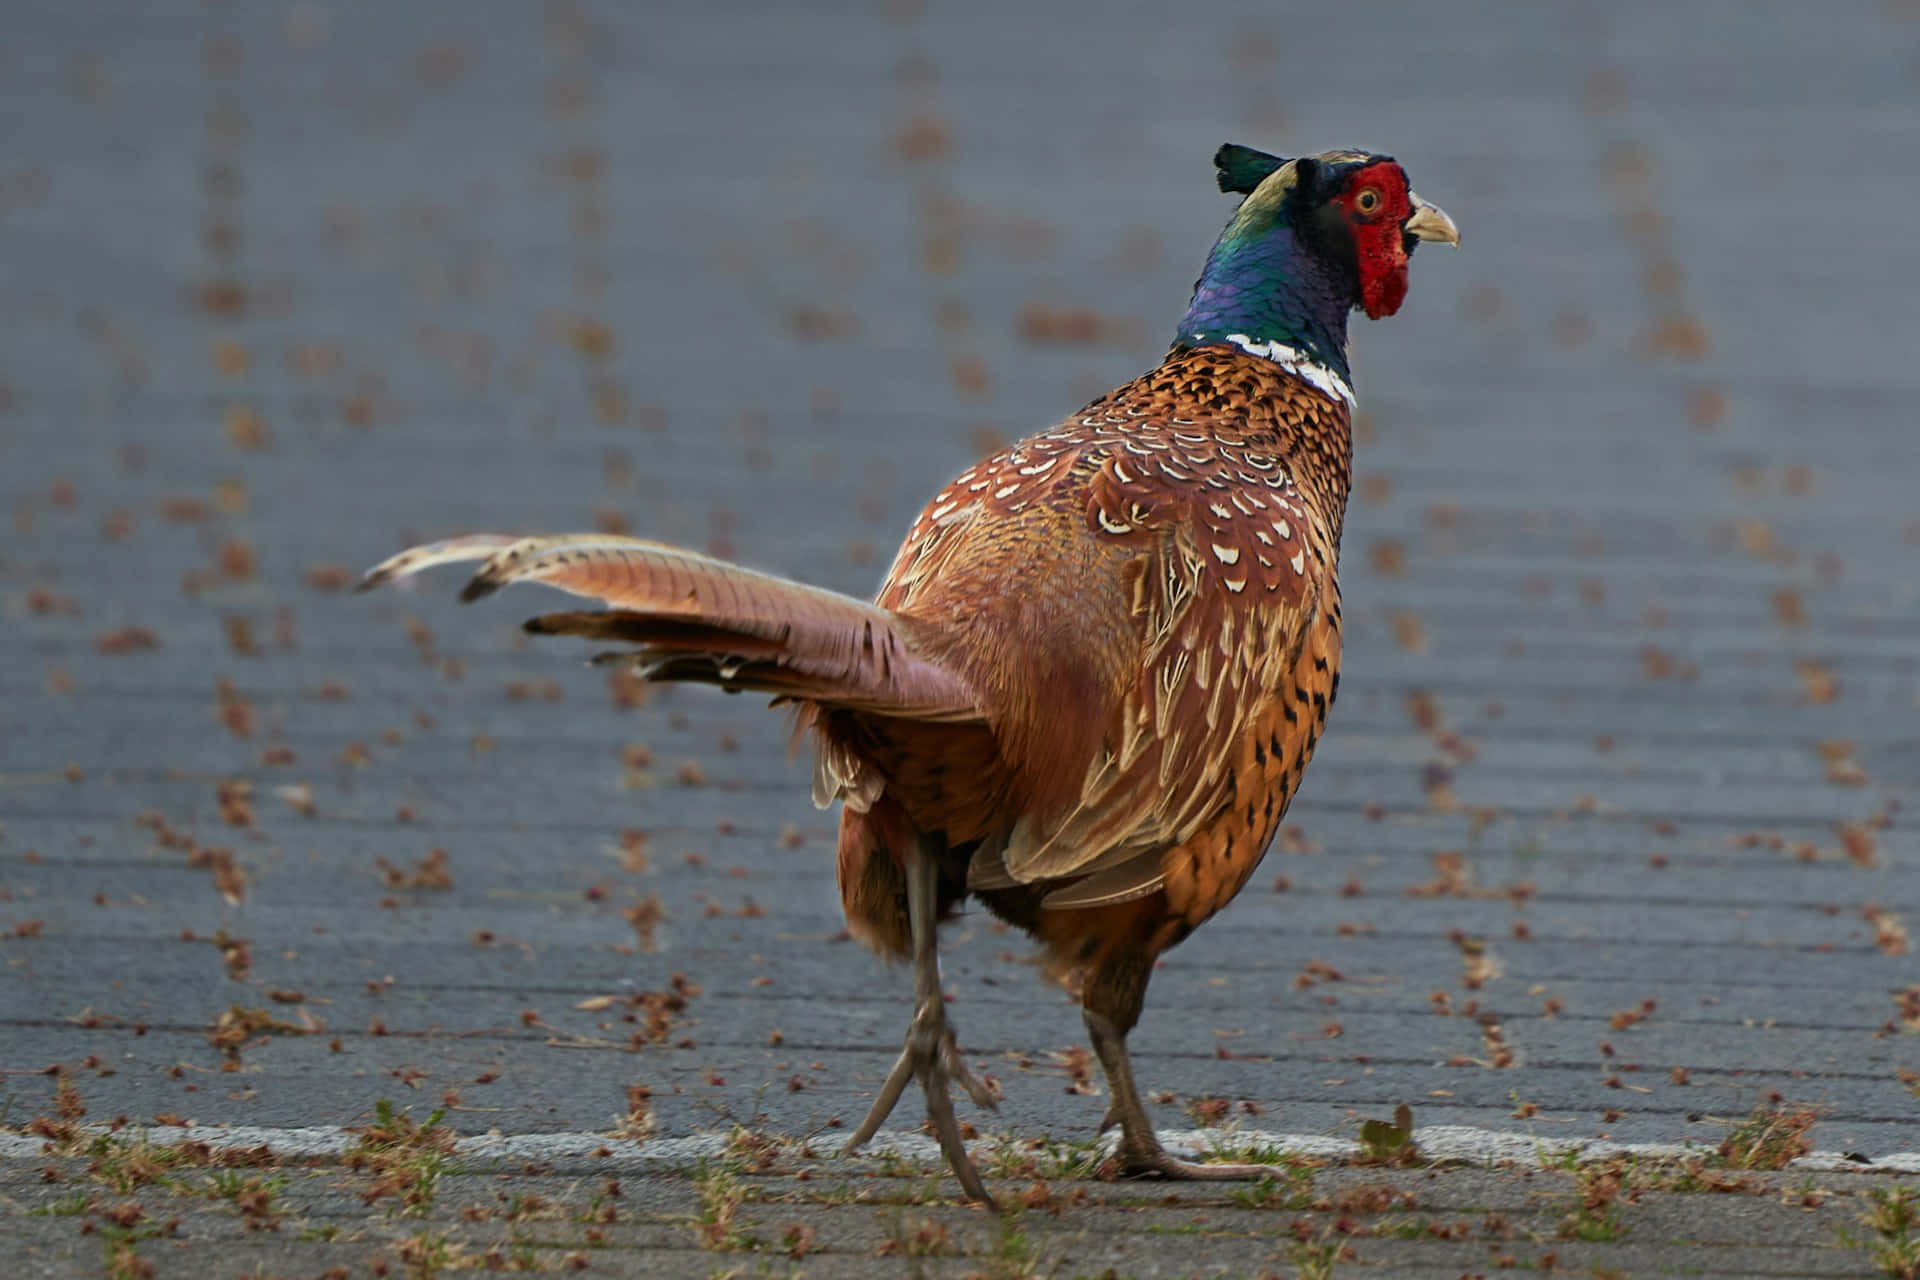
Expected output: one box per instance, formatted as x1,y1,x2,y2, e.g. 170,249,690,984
821,346,1348,998
363,344,1350,1031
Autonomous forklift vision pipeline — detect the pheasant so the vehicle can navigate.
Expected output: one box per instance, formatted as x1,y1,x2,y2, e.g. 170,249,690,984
361,143,1457,1206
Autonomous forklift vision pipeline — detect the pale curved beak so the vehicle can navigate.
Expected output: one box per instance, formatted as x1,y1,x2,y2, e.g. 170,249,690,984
1405,194,1460,247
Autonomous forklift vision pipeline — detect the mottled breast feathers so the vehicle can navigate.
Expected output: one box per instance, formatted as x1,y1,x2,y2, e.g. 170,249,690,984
833,344,1352,916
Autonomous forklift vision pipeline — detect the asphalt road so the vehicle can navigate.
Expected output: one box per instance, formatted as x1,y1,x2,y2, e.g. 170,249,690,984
1,2,1916,1276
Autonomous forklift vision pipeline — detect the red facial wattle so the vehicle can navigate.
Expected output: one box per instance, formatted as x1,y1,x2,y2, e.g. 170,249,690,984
1337,160,1415,320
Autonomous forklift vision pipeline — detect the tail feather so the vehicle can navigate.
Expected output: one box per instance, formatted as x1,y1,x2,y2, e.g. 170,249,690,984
525,610,792,657
362,533,980,720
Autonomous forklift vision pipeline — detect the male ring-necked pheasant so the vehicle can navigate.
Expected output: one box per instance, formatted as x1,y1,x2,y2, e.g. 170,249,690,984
362,144,1457,1206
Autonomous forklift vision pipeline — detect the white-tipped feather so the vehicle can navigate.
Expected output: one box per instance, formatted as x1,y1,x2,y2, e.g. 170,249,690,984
358,534,528,590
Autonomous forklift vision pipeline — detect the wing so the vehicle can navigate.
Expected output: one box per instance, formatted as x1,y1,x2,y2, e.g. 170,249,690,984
970,429,1338,907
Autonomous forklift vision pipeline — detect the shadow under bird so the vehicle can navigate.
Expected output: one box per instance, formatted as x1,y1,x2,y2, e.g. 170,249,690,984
361,142,1458,1206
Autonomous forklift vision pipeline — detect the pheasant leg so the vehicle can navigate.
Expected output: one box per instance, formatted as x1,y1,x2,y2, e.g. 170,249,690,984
1085,1009,1295,1180
841,840,997,1206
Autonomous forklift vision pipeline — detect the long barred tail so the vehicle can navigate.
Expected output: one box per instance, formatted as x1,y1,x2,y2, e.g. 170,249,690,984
359,533,980,720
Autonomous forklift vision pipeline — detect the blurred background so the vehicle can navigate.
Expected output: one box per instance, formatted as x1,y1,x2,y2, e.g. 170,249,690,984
1,1,1915,1159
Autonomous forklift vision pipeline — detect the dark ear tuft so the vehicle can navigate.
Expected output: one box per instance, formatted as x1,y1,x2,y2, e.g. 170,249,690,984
1214,143,1287,195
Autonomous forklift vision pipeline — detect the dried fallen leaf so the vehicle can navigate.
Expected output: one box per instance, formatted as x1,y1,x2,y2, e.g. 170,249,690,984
1838,823,1877,868
1369,539,1406,576
1863,904,1910,957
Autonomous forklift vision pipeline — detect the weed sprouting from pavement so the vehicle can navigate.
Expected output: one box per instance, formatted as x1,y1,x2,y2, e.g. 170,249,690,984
876,1206,958,1261
1225,1164,1317,1210
724,1123,782,1173
693,1158,761,1251
1716,1102,1818,1170
85,1135,194,1195
1558,1157,1632,1242
32,1191,93,1217
1286,1229,1356,1280
395,1228,463,1279
345,1100,456,1216
95,1202,175,1280
1838,1186,1920,1279
970,1209,1048,1279
779,1220,817,1259
986,1134,1107,1181
204,1169,287,1231
1198,1126,1295,1167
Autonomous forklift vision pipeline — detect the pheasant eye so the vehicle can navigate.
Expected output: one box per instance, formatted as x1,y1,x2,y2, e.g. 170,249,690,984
1354,188,1382,215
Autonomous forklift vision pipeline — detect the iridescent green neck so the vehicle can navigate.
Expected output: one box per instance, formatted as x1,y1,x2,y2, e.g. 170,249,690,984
1173,217,1354,391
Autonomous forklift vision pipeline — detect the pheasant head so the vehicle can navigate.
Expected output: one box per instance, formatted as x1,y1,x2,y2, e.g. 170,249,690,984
1175,144,1459,394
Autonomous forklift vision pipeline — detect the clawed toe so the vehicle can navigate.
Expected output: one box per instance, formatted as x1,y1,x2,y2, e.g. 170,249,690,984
1111,1145,1291,1182
841,1004,996,1207
942,1028,999,1112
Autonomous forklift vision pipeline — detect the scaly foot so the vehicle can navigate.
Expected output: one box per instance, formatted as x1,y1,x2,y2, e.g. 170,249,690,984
1110,1138,1293,1182
842,1001,998,1206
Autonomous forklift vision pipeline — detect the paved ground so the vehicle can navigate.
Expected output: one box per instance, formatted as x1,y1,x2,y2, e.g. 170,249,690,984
2,1,1917,1276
